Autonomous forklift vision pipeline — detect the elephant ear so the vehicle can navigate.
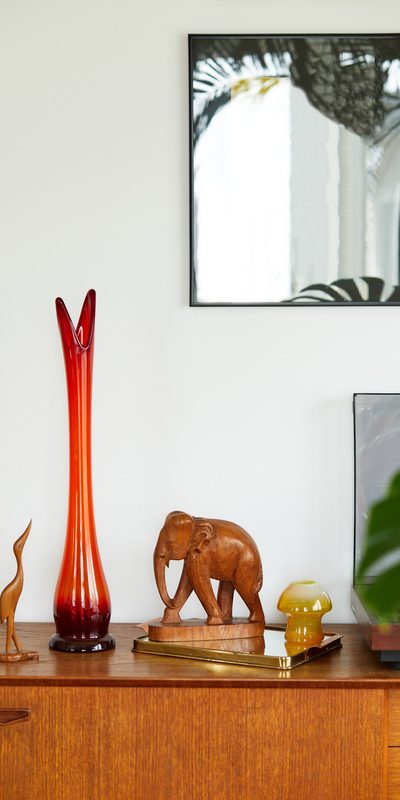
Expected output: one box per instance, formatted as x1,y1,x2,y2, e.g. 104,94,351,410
190,519,215,553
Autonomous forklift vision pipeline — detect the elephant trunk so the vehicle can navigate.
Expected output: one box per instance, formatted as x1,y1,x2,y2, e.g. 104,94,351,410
154,547,174,608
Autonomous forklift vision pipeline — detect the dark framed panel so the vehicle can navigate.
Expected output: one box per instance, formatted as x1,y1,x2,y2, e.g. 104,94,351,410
353,393,400,584
190,35,400,306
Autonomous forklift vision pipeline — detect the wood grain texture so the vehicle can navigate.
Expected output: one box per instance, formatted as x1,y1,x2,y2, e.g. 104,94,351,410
0,625,392,800
389,748,400,799
0,685,386,800
147,616,265,641
0,522,36,659
389,691,400,745
154,512,265,627
0,708,30,725
0,623,400,688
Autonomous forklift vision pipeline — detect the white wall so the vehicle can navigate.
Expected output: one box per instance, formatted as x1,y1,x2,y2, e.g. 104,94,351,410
0,0,399,628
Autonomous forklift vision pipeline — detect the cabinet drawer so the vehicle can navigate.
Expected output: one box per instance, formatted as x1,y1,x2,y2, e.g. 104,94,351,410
389,748,400,799
0,685,387,800
389,691,400,745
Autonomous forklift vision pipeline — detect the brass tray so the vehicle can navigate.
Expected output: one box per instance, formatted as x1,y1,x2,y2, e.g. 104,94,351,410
133,627,342,670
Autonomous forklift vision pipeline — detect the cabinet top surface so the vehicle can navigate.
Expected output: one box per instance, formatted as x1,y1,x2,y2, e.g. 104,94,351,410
1,623,400,688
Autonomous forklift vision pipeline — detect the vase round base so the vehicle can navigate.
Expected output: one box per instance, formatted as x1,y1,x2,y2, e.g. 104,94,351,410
49,633,116,653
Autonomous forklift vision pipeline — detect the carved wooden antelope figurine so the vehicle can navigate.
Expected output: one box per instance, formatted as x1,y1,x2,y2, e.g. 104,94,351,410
0,521,38,661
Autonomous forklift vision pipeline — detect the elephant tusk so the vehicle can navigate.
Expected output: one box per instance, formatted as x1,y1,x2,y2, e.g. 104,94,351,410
154,552,174,608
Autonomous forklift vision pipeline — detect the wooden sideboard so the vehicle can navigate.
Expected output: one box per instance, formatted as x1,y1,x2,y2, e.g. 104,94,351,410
1,623,400,799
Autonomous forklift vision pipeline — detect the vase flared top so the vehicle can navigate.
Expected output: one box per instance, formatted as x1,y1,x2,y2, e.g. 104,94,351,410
56,288,96,353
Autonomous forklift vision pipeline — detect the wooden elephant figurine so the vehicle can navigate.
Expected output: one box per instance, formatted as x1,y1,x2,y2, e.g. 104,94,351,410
153,511,265,626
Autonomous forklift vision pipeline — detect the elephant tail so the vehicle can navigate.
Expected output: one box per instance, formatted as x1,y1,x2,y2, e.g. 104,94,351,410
255,565,263,593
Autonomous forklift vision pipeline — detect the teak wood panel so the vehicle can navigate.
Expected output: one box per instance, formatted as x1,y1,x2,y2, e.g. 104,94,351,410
389,690,400,745
388,692,400,799
3,623,400,688
0,685,385,800
389,749,400,800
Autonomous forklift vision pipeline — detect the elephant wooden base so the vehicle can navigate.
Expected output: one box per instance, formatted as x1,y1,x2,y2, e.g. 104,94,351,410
148,617,265,643
0,650,39,662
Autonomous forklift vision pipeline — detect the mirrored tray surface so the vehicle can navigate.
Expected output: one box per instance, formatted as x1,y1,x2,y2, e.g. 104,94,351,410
133,627,342,670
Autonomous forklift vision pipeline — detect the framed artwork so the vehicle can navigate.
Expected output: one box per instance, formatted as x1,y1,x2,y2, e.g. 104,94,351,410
353,393,400,583
189,35,400,306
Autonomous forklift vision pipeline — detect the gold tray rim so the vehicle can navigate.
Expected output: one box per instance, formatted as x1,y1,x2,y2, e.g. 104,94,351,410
133,627,342,670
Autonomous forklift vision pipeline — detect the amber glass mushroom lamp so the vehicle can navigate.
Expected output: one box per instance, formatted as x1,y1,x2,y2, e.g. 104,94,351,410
49,290,115,653
277,580,332,653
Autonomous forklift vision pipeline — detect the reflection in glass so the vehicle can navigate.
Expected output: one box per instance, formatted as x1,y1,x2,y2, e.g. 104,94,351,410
354,393,400,580
190,36,400,305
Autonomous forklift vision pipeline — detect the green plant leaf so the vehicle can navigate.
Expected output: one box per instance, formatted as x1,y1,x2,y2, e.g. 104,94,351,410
356,469,400,620
360,562,400,622
387,471,400,498
368,497,400,535
357,529,400,577
358,496,400,569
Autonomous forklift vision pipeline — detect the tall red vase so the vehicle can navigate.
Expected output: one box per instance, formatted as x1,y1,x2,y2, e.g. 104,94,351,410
49,290,115,652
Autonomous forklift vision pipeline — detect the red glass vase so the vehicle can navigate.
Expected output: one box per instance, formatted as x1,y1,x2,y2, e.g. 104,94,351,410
49,290,115,652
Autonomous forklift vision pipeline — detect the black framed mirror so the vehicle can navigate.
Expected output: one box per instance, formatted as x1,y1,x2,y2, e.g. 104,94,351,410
189,35,400,306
